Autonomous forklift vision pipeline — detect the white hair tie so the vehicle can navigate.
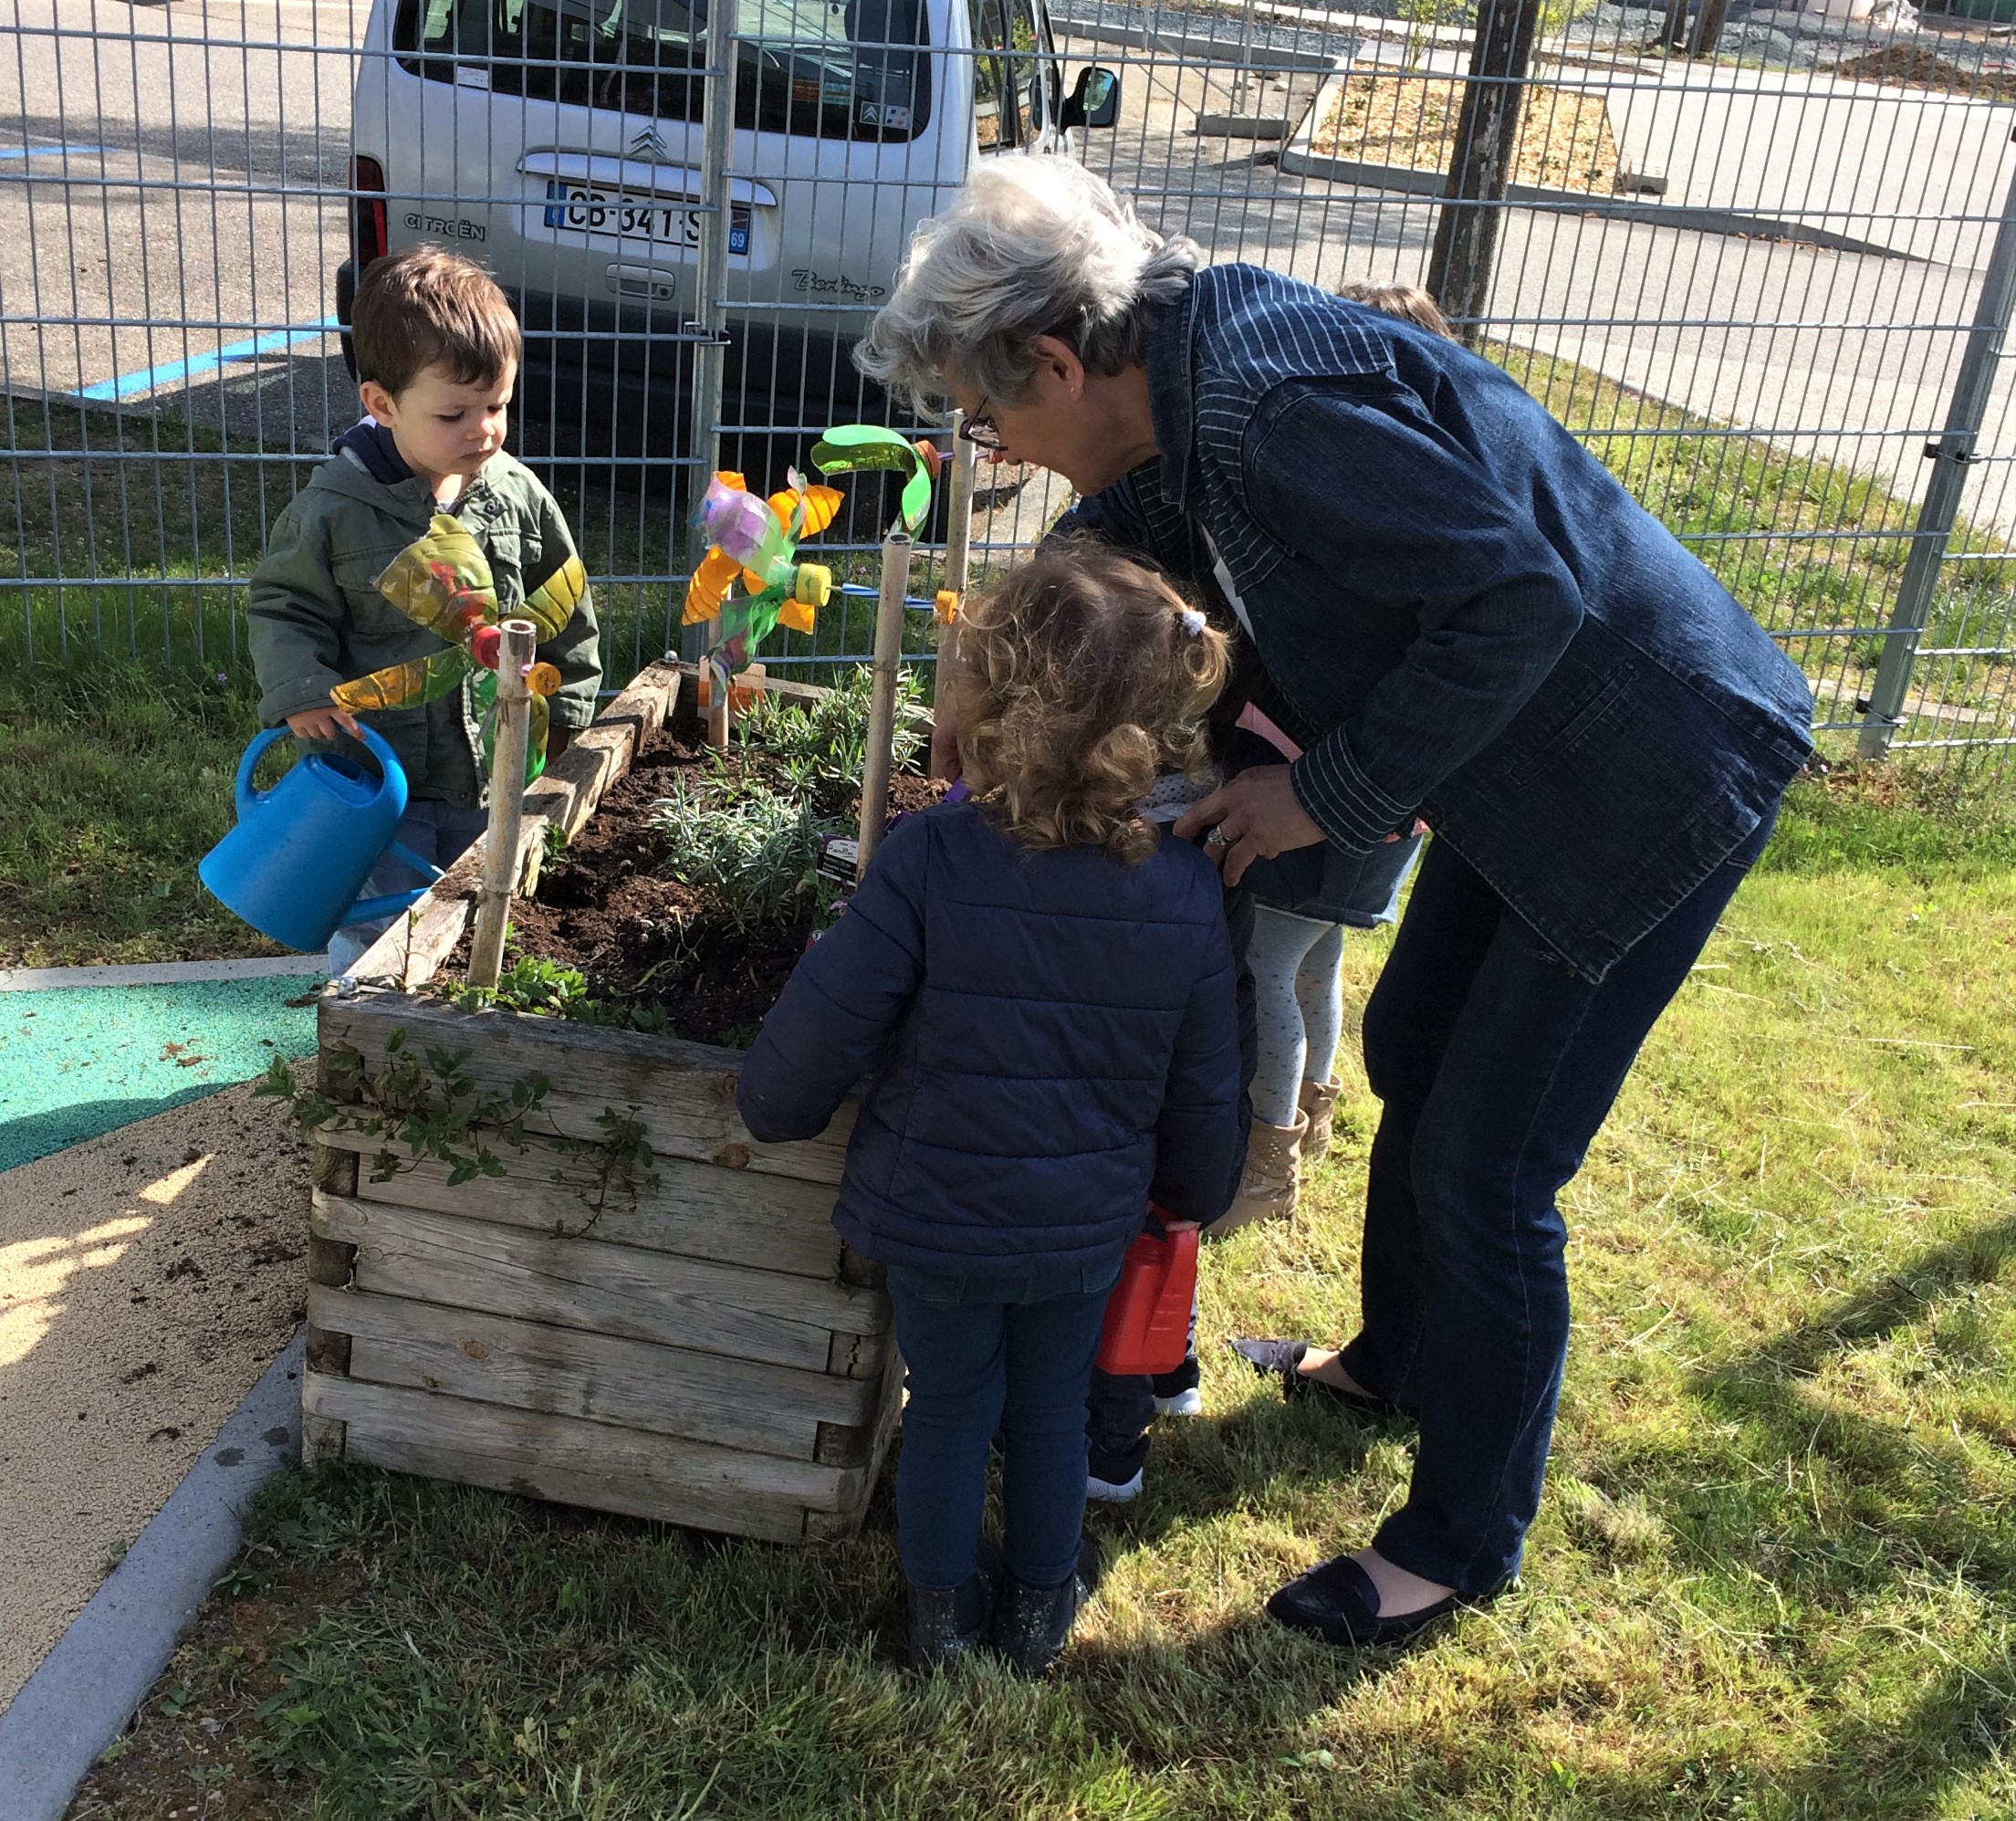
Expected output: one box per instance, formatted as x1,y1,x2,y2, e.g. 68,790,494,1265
1176,606,1206,638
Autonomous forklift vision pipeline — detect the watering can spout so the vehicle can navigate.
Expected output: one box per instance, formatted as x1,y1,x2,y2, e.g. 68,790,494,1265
198,726,444,954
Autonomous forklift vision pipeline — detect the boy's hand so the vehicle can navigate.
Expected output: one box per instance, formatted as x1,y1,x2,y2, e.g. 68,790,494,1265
285,704,362,742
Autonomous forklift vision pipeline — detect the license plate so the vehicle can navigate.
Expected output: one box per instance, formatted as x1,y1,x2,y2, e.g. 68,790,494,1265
542,182,749,255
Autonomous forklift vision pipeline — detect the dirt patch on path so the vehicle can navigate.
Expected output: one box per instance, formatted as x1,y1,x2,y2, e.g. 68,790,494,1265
1311,73,1622,194
0,1077,309,1712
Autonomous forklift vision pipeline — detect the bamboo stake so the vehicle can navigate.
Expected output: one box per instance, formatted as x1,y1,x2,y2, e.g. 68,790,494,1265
855,528,913,875
935,418,977,682
467,617,537,989
704,628,731,748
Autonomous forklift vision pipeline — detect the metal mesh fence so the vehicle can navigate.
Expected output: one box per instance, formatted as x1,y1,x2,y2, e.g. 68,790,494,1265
3,0,2014,771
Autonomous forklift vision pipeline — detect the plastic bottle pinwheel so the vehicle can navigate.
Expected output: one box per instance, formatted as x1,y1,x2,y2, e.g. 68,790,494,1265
329,514,589,785
682,424,940,686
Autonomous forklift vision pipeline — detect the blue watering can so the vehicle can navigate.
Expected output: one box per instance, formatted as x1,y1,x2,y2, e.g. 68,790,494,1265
199,725,444,954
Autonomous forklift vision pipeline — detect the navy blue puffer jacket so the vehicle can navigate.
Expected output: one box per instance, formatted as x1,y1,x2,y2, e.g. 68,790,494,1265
736,801,1243,1278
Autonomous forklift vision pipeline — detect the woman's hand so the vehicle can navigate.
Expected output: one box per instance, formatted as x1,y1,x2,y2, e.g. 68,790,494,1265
1172,764,1324,886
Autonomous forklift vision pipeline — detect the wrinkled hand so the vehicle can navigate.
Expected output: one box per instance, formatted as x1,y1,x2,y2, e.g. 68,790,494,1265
285,702,362,742
1172,764,1324,887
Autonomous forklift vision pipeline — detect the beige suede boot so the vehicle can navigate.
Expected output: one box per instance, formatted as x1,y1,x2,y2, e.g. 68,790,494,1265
1299,1076,1342,1162
1205,1111,1308,1240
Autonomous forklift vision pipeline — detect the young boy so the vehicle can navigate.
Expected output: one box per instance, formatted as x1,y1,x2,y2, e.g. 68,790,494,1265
247,246,601,974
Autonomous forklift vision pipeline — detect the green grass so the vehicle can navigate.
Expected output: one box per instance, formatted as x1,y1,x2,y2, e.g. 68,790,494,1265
9,352,2016,746
0,656,290,968
68,770,2016,1820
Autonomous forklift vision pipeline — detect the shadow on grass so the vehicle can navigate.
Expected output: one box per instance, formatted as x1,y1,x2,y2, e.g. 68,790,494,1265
1547,1209,2016,1815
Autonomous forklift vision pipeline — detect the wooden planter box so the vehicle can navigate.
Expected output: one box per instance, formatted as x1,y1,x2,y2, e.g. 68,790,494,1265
300,661,901,1544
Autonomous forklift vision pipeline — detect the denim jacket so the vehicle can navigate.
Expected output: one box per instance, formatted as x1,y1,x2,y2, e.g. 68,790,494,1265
1056,264,1813,981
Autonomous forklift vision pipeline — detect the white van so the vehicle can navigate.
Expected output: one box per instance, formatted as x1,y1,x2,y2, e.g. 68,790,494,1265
336,0,1120,452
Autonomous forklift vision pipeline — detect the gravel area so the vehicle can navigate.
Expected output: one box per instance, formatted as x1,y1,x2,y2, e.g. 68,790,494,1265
0,1078,309,1714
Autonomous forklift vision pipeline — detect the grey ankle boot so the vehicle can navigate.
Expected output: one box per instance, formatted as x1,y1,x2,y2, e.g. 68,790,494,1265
987,1539,1102,1676
906,1562,997,1672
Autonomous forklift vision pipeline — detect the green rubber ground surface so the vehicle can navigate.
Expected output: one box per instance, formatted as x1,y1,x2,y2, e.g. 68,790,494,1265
0,980,319,1175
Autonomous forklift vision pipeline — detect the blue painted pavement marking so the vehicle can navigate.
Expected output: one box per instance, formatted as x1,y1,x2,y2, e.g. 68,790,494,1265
0,143,109,161
74,315,342,403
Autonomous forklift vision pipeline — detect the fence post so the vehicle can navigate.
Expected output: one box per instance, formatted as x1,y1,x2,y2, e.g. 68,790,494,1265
1859,137,2016,759
687,0,742,699
1426,0,1542,347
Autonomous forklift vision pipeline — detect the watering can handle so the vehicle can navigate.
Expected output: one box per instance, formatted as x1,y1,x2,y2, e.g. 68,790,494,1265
234,727,289,821
235,722,405,820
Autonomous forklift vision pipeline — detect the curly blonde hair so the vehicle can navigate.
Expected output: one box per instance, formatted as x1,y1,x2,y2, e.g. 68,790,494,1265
952,543,1229,864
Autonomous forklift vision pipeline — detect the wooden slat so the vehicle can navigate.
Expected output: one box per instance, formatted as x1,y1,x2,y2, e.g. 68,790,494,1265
303,1373,864,1517
311,1194,886,1373
331,1425,810,1543
346,664,679,987
807,1356,904,1542
349,817,538,987
313,1283,876,1460
301,1411,347,1467
827,1325,893,1381
318,993,853,1186
314,1128,845,1281
524,663,680,841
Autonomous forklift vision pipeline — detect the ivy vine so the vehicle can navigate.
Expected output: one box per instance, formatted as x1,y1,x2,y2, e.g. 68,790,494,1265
258,1029,660,1231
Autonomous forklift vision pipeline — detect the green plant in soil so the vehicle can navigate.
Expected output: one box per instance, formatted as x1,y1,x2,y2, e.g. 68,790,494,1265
646,782,836,941
435,954,674,1036
736,664,928,820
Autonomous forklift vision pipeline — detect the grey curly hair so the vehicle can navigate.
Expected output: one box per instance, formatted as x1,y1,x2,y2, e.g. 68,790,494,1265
854,156,1201,412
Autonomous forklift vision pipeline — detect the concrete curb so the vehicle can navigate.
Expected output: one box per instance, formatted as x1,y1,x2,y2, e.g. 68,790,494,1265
0,1333,304,1821
0,955,329,992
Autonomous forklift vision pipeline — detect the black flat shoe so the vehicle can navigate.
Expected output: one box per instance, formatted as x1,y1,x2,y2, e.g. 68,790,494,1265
1227,1337,1399,1421
1266,1553,1461,1649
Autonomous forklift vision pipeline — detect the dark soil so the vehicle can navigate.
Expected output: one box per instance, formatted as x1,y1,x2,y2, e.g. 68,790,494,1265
443,705,940,1048
1829,46,2016,99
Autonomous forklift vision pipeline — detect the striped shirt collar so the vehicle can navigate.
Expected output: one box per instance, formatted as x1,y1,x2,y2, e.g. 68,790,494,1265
1142,277,1199,513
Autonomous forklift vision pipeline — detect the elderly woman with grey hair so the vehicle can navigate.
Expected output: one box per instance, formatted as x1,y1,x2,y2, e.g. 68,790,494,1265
857,155,1812,1649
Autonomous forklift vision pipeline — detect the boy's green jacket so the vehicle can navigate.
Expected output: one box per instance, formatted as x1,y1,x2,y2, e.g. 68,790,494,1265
247,450,602,807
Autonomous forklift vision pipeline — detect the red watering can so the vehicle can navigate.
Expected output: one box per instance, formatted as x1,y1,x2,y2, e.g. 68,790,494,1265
1096,1216,1198,1376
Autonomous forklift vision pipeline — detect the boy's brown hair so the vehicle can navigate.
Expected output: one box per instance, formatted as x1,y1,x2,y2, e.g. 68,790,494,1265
1338,280,1457,340
952,542,1229,864
350,246,522,397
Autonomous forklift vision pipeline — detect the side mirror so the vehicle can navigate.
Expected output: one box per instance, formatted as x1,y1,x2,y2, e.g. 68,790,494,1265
1059,65,1120,131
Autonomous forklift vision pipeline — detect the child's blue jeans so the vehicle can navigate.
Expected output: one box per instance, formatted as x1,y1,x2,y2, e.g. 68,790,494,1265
328,801,489,976
886,1260,1120,1592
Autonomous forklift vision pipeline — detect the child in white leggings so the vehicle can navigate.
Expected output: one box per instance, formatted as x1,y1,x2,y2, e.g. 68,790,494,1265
1210,275,1455,1234
1207,712,1422,1236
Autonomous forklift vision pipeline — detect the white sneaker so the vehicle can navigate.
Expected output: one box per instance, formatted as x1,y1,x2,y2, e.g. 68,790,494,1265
1153,1387,1203,1418
1085,1469,1144,1503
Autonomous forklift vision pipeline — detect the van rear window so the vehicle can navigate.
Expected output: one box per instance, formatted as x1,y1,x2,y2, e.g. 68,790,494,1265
393,0,931,142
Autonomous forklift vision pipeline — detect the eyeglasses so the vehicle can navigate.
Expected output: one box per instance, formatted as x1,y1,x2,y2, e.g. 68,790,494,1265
958,401,1003,450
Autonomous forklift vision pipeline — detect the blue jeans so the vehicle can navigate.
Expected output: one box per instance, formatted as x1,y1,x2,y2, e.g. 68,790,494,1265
1337,810,1778,1597
328,801,489,976
887,1261,1120,1592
